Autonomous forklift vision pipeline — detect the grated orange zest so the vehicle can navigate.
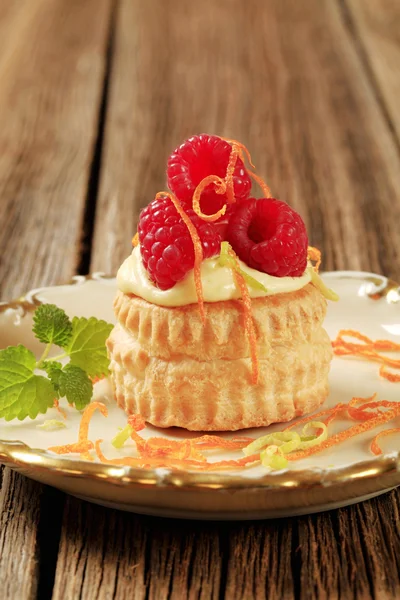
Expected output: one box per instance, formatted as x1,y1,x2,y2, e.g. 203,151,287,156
223,138,272,198
223,139,256,169
128,414,146,431
224,145,240,205
380,364,400,383
48,401,107,456
307,246,322,272
248,170,272,198
94,438,259,471
53,399,67,420
228,248,259,384
156,191,206,323
283,403,346,432
192,175,227,221
48,440,94,455
191,434,253,450
333,329,400,381
132,232,139,247
287,401,400,461
370,428,400,455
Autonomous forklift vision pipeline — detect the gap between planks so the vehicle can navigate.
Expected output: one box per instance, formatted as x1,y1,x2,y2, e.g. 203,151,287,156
76,0,119,276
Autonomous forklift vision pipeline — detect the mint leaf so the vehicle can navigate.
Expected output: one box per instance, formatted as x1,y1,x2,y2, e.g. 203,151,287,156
0,345,36,369
64,317,113,378
56,364,93,410
0,345,55,421
42,361,63,397
33,304,73,347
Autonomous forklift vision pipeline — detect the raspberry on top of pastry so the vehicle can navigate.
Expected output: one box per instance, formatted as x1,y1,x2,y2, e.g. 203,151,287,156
107,134,337,431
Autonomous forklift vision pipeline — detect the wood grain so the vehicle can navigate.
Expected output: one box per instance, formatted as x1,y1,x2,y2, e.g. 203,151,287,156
0,470,42,600
0,0,113,301
52,497,223,600
0,1,113,598
344,0,400,146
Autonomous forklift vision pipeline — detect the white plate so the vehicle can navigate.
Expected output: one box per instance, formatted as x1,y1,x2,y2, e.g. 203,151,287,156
0,272,400,519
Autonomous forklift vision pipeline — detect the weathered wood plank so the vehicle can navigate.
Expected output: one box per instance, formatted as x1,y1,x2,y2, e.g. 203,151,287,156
344,0,400,146
52,497,223,600
0,470,42,600
0,0,112,301
0,1,113,599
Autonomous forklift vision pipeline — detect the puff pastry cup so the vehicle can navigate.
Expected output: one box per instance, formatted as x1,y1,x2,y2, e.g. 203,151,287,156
107,283,333,431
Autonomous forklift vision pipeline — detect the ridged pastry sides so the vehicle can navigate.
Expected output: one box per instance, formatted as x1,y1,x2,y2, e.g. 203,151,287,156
107,322,332,431
113,283,328,361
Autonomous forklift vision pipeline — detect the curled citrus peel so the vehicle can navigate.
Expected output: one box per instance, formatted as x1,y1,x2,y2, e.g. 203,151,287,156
155,191,206,323
371,428,400,455
53,399,67,420
192,139,273,223
224,144,240,204
222,245,259,384
192,175,227,222
286,402,400,461
333,330,400,382
379,365,400,382
222,138,272,198
308,246,322,272
48,401,108,458
132,232,139,247
50,392,400,471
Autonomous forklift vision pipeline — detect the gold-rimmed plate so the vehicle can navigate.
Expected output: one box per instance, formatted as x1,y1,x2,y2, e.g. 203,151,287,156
0,272,399,520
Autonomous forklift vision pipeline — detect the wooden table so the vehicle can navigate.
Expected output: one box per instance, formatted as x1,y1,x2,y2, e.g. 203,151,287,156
1,1,400,598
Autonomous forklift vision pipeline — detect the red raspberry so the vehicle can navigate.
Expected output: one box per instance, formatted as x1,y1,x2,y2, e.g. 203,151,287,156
227,198,308,277
167,134,251,217
138,197,221,289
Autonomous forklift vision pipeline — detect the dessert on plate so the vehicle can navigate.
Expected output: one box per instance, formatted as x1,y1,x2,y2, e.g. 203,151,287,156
107,134,334,431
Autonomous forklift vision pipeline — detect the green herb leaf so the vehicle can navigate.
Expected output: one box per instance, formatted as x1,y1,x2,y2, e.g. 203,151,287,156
64,317,113,378
55,364,93,410
0,345,55,421
33,304,73,347
42,361,63,398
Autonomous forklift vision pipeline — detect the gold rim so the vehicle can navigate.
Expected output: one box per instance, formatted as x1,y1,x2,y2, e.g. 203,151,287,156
0,271,399,492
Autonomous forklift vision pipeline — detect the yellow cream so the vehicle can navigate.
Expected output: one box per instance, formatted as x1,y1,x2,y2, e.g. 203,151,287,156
117,245,311,307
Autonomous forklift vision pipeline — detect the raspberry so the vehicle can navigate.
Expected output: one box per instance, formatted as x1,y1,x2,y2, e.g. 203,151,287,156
167,134,251,217
227,198,308,277
138,197,221,289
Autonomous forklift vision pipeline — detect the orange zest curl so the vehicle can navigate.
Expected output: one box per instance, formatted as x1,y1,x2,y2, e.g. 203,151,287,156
192,175,227,222
370,428,400,455
191,139,274,223
228,248,259,384
95,437,260,471
307,246,321,272
156,191,206,324
379,365,400,383
53,399,67,420
48,401,108,458
53,392,400,471
132,232,139,247
223,138,272,198
287,400,400,461
224,145,240,205
332,329,400,382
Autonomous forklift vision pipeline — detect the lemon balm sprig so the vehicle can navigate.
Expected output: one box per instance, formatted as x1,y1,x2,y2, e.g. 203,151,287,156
0,304,113,421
